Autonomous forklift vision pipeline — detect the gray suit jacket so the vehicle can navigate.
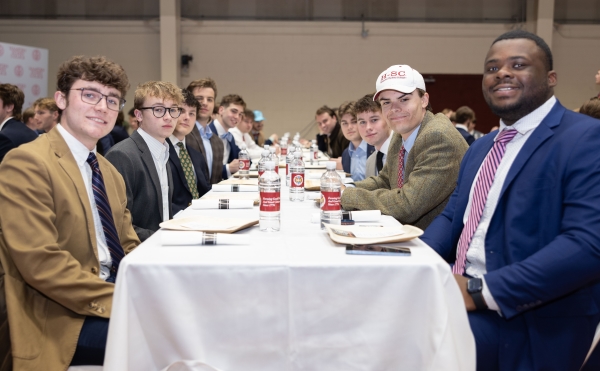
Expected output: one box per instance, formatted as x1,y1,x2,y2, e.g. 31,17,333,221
341,111,468,230
186,123,224,185
105,130,173,241
365,151,378,178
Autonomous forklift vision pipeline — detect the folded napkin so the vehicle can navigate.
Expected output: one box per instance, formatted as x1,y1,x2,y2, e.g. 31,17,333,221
161,231,249,246
212,184,259,192
191,199,254,209
342,210,381,222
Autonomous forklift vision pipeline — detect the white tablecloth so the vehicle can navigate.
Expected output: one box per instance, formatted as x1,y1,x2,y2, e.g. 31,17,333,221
104,185,475,371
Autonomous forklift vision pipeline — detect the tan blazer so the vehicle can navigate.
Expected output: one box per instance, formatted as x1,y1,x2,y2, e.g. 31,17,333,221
341,111,469,230
0,128,139,371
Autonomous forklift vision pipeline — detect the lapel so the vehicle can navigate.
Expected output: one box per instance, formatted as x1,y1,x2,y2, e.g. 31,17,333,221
47,129,98,259
498,101,564,200
167,139,190,193
188,124,206,157
131,130,164,220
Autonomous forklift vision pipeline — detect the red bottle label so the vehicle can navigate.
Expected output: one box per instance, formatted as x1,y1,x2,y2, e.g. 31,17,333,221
258,169,265,177
260,191,281,212
239,159,250,170
291,173,304,188
320,191,341,211
274,165,279,174
313,151,318,160
281,148,287,156
286,163,289,176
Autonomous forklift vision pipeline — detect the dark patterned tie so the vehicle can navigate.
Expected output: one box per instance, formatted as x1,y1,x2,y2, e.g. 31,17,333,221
453,129,518,274
396,145,406,189
86,152,125,275
376,151,384,173
177,142,199,199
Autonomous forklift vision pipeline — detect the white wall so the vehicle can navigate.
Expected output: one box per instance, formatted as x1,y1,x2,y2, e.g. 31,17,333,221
1,19,599,137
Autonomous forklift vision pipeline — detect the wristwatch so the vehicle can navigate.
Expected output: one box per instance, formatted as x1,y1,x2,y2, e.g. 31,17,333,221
467,278,488,310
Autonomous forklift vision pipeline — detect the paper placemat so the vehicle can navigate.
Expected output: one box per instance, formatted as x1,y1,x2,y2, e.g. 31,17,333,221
323,223,423,245
202,192,260,205
160,215,259,233
218,178,259,186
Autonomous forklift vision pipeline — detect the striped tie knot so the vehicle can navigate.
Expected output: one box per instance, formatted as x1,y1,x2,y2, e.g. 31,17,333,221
495,129,518,144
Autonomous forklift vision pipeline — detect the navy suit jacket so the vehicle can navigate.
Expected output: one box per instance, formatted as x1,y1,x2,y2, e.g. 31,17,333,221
167,139,211,215
0,118,38,163
208,121,240,180
422,101,600,370
341,143,375,174
456,126,475,145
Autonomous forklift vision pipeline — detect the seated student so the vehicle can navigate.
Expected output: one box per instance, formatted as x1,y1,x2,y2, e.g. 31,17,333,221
33,97,60,134
355,94,393,178
167,89,211,214
210,94,245,180
127,107,139,132
340,65,468,230
21,106,41,133
0,84,37,163
110,111,130,144
339,101,374,181
0,55,139,370
250,110,266,146
230,109,263,160
315,105,349,158
453,106,476,145
106,81,183,241
185,78,227,184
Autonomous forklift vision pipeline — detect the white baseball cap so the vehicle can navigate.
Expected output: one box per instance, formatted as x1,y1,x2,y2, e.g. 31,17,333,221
374,65,426,101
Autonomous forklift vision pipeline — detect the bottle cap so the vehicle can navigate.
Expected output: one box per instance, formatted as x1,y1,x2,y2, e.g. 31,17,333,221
326,161,336,170
265,161,275,170
240,144,247,150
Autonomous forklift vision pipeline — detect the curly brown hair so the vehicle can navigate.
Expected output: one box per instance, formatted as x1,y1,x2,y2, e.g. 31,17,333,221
338,101,356,119
0,84,25,121
219,94,246,110
315,105,337,120
56,55,129,97
186,78,218,99
579,97,600,120
354,94,381,115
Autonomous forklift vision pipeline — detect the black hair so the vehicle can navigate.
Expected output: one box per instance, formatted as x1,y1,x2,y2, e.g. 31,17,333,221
492,30,553,72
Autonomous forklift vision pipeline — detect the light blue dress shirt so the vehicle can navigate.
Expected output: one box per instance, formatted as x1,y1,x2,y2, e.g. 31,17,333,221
196,122,213,178
349,140,369,181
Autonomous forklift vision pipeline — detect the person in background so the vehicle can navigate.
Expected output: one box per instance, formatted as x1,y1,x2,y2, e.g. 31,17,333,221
33,97,60,134
167,89,211,215
110,111,129,144
339,101,374,181
315,105,349,158
595,69,600,98
355,94,393,178
106,81,182,241
422,30,600,371
580,97,600,120
230,109,263,160
210,94,244,180
454,106,476,145
468,119,485,140
250,110,266,146
127,107,139,133
0,84,37,163
340,65,468,230
0,55,139,370
21,107,41,134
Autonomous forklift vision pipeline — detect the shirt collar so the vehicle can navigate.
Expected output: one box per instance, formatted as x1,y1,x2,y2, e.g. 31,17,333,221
403,124,421,154
138,128,169,162
169,135,184,147
56,124,96,167
212,119,227,137
455,123,469,131
348,140,368,155
196,121,213,139
498,96,556,137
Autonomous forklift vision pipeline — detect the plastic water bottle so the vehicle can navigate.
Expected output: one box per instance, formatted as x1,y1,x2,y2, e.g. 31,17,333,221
310,139,319,165
238,143,250,179
289,151,305,202
258,149,270,177
259,161,281,232
320,161,342,229
269,147,279,174
285,144,296,186
280,138,288,157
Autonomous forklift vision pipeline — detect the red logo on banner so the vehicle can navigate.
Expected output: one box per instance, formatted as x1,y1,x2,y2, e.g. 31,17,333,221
0,45,4,57
10,47,26,60
30,67,44,79
32,85,40,96
32,49,41,61
14,65,24,77
0,64,7,76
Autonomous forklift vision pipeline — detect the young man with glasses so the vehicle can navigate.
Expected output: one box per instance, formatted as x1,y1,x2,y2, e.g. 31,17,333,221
106,81,183,242
0,55,139,370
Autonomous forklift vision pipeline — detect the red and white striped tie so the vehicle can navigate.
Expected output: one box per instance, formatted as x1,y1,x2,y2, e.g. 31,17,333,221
453,129,518,274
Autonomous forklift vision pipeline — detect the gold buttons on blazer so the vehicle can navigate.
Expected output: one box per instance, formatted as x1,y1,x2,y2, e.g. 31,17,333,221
91,267,98,274
89,301,98,309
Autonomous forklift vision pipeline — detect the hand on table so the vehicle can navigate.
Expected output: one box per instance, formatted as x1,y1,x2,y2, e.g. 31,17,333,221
454,274,476,311
228,159,240,174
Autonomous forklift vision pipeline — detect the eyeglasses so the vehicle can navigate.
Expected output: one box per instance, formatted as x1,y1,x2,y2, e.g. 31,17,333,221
71,88,125,111
139,106,183,118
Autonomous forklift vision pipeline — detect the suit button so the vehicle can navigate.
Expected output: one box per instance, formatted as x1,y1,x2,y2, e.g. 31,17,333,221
88,301,98,309
91,267,98,274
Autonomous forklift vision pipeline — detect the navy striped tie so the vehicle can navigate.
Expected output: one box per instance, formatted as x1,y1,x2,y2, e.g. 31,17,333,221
86,152,125,275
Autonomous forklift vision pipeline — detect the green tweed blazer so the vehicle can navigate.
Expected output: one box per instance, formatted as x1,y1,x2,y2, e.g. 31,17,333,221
341,111,468,230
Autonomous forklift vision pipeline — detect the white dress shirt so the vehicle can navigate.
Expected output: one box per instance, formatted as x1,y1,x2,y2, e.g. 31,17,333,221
229,126,263,159
464,96,557,311
56,124,112,280
212,118,230,164
138,128,171,222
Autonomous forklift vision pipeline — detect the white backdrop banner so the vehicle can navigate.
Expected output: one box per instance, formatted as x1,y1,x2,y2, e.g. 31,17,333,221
0,41,49,110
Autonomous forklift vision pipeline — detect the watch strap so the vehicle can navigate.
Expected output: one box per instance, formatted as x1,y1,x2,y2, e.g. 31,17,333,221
470,289,488,310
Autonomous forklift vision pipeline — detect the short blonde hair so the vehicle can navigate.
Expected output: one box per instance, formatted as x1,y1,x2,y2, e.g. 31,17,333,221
33,97,59,112
134,81,183,109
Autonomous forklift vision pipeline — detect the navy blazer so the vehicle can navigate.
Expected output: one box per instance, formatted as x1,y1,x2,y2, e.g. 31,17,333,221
456,126,475,145
422,101,600,370
167,139,211,215
341,143,375,174
0,118,38,163
209,121,240,180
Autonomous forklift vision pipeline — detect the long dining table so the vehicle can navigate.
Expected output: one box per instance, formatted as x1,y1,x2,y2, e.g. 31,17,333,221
104,164,475,371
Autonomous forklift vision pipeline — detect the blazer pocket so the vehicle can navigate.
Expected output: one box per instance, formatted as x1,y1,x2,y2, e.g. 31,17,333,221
9,279,47,359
